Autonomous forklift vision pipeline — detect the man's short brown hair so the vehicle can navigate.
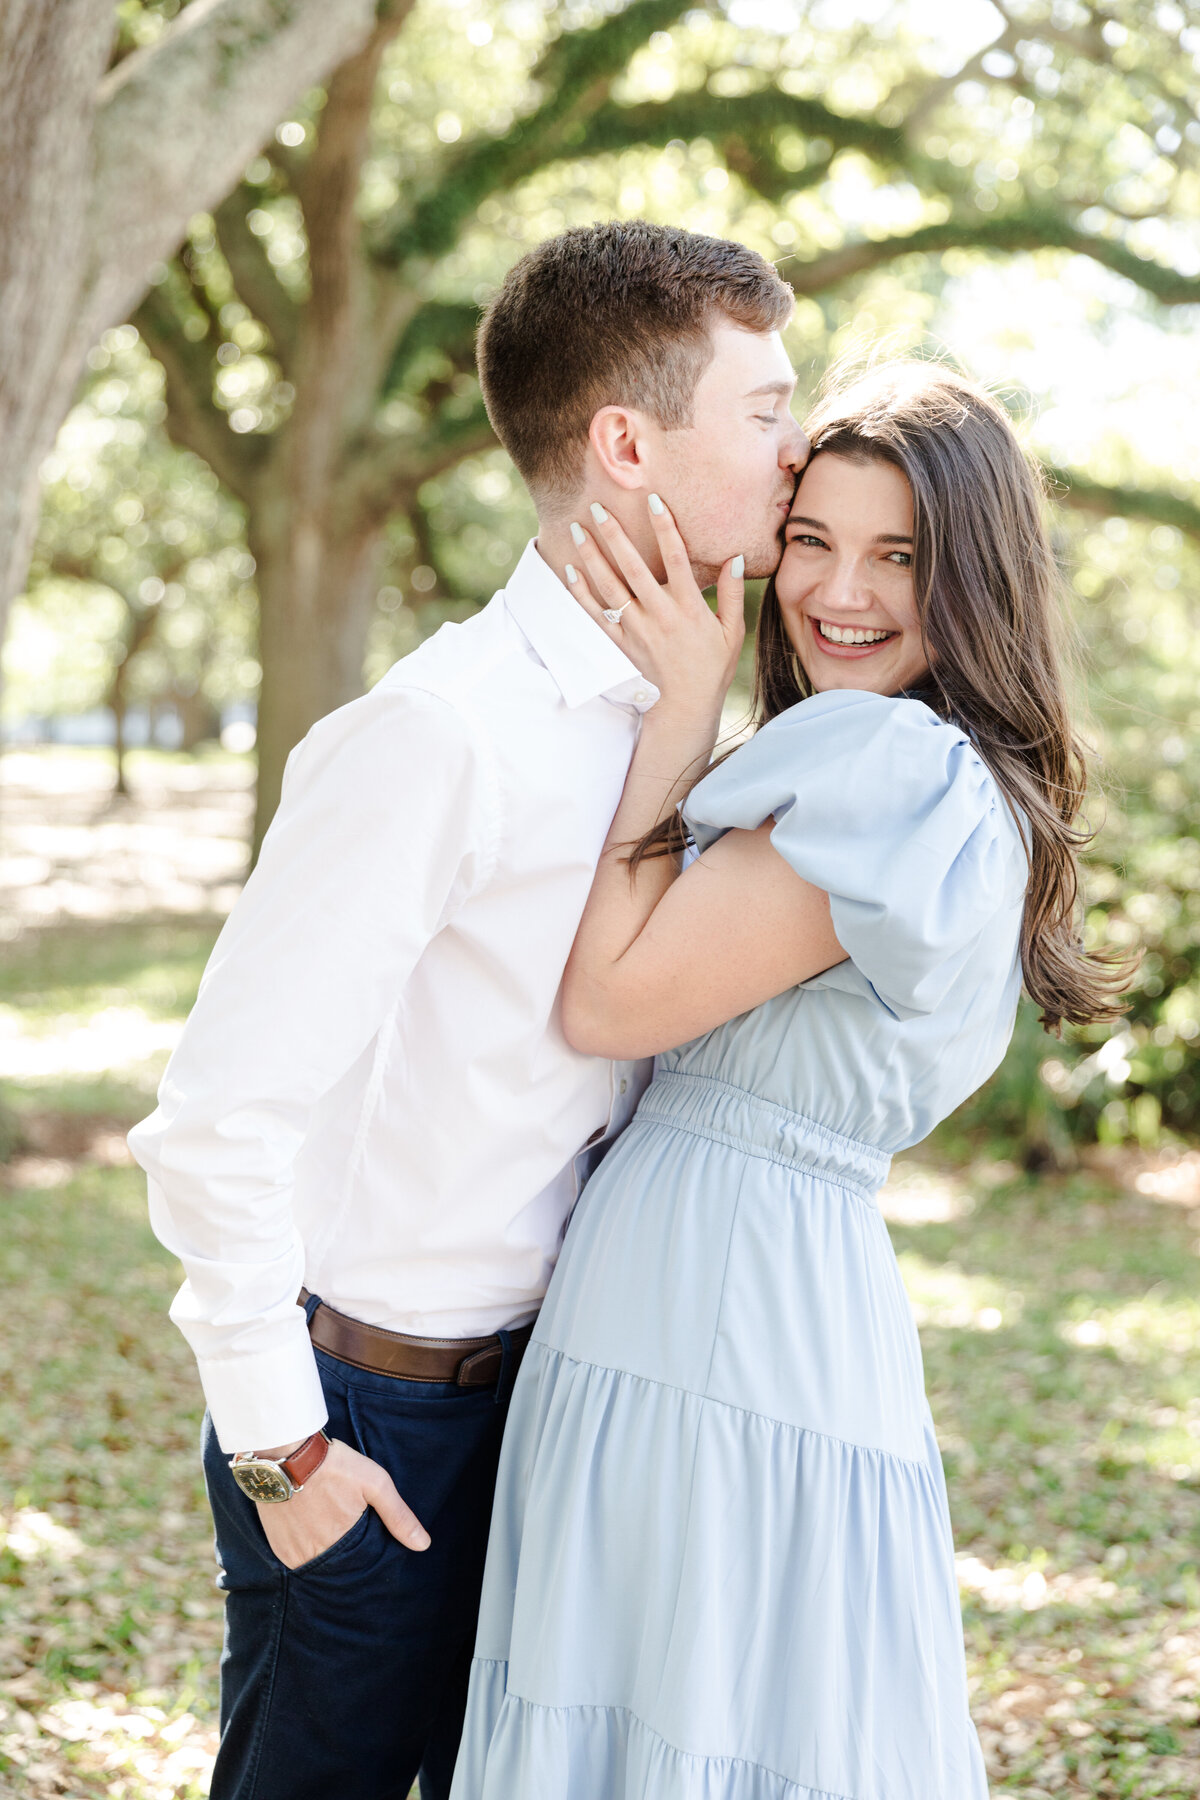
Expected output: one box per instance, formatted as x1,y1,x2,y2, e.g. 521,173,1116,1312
477,220,793,502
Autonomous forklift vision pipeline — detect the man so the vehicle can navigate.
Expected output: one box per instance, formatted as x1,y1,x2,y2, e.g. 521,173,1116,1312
129,218,806,1800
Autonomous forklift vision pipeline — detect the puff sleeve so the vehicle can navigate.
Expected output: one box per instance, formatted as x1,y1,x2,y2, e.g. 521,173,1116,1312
682,689,1027,1019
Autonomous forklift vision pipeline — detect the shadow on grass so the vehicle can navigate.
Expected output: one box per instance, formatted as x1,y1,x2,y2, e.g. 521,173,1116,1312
0,914,222,1018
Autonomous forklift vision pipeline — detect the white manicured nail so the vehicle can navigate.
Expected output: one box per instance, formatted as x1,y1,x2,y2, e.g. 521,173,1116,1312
731,554,744,578
570,521,586,546
565,564,578,584
589,502,608,524
648,493,664,515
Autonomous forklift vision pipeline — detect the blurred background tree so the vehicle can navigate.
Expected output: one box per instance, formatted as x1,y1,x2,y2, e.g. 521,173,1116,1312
6,0,1200,1157
106,0,1200,850
10,332,258,794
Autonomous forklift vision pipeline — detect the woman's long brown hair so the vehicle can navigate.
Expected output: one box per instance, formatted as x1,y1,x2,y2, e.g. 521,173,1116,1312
633,360,1132,1032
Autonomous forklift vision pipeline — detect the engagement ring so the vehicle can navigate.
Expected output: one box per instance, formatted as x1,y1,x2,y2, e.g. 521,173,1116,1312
603,602,632,624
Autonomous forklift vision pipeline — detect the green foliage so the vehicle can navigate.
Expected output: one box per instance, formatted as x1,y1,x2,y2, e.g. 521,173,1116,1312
948,509,1200,1159
17,0,1200,1151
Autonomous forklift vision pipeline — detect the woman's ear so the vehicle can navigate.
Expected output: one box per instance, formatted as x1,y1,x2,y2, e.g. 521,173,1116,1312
588,404,652,493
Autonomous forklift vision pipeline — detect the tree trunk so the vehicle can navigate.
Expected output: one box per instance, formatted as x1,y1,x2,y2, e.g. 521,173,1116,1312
0,0,113,629
112,682,130,798
249,497,384,862
0,0,380,653
176,688,222,751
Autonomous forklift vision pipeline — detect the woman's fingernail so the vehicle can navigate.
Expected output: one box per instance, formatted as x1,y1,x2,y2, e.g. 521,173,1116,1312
648,493,664,515
589,502,608,524
410,1527,431,1551
731,554,745,578
570,521,586,546
565,563,578,585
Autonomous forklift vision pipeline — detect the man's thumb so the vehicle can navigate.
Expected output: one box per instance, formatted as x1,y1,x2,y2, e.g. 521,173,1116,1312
369,1473,431,1551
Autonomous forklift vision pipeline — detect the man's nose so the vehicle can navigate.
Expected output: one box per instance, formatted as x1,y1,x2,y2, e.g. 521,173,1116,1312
781,419,810,475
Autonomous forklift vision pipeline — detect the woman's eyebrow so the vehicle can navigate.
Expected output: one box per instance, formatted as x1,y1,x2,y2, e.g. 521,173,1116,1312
785,514,913,547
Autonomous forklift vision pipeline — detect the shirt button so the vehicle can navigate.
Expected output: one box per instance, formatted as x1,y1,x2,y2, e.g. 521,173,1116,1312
633,689,649,703
619,1077,628,1095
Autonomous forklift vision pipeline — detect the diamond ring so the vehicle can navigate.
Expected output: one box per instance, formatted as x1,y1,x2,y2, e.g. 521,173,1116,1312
603,601,632,625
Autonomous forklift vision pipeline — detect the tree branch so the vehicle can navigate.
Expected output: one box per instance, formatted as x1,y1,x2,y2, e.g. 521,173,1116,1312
379,299,481,401
213,188,300,365
373,0,697,269
132,284,266,499
565,86,910,176
289,8,414,471
775,208,1200,307
179,238,227,338
342,398,496,530
88,0,381,334
892,20,1014,137
1046,465,1200,546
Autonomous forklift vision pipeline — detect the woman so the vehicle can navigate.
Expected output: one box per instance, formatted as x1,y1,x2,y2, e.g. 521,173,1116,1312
451,364,1128,1799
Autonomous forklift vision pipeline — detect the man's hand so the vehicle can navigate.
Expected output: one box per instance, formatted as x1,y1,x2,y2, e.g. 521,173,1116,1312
253,1436,430,1569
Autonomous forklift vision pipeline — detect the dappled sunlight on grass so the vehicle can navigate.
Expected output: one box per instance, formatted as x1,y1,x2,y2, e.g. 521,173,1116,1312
896,1249,1017,1332
1059,1295,1200,1367
0,869,1197,1794
0,748,249,933
3,1510,87,1566
0,1004,182,1080
888,1146,1200,1795
0,1165,222,1798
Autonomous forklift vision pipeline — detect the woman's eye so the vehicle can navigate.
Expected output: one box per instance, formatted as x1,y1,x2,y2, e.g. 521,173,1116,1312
887,550,912,567
755,413,778,426
790,534,826,549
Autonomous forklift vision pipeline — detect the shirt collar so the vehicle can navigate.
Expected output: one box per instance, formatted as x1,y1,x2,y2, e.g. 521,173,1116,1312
503,539,660,714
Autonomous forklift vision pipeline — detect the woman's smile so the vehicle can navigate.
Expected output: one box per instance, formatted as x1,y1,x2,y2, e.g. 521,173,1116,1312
811,618,900,653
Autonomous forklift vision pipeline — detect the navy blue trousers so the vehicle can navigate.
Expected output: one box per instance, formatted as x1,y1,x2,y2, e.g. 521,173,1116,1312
203,1304,518,1800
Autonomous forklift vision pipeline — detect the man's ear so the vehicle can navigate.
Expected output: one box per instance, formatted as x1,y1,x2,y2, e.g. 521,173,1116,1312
588,404,652,492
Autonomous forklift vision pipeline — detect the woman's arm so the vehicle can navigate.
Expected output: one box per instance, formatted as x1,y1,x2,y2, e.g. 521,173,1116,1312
563,818,845,1059
561,500,846,1061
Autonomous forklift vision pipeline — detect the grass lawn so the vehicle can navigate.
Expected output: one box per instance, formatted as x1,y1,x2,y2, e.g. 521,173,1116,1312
0,913,1197,1798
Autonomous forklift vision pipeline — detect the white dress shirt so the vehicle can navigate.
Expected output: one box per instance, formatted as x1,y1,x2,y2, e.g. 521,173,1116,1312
129,541,656,1453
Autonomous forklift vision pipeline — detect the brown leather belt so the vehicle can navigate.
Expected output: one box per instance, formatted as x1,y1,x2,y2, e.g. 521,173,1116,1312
300,1290,535,1388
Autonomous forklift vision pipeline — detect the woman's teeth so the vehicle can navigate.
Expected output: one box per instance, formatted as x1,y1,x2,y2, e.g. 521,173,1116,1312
817,621,895,646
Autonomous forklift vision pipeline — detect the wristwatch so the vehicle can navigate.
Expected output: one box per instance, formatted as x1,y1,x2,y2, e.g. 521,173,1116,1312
229,1430,331,1503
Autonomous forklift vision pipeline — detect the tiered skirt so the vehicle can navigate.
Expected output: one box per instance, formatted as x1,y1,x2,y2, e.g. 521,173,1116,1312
451,1071,989,1800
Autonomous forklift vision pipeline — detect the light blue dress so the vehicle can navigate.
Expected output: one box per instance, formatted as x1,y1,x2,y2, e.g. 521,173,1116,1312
451,689,1026,1800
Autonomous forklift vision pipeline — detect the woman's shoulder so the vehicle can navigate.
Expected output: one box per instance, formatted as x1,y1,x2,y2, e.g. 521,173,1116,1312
752,686,971,764
687,687,1016,850
682,686,1028,1021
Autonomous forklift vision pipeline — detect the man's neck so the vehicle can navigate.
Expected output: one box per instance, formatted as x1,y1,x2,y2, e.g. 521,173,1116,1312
534,520,585,591
535,506,713,594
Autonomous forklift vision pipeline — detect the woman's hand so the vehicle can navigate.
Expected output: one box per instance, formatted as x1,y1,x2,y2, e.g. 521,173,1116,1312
567,495,745,732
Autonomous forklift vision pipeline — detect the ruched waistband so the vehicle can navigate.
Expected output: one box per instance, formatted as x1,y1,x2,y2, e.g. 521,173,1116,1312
634,1068,891,1200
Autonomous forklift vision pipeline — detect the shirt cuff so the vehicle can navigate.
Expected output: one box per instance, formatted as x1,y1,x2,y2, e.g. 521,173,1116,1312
197,1334,329,1455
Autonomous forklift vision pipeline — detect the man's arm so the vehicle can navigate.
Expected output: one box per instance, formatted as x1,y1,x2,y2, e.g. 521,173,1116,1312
130,684,487,1465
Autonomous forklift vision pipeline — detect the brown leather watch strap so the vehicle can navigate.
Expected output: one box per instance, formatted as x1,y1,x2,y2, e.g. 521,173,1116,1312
276,1429,329,1490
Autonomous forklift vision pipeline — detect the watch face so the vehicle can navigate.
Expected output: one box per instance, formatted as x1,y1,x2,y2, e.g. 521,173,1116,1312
231,1460,293,1504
